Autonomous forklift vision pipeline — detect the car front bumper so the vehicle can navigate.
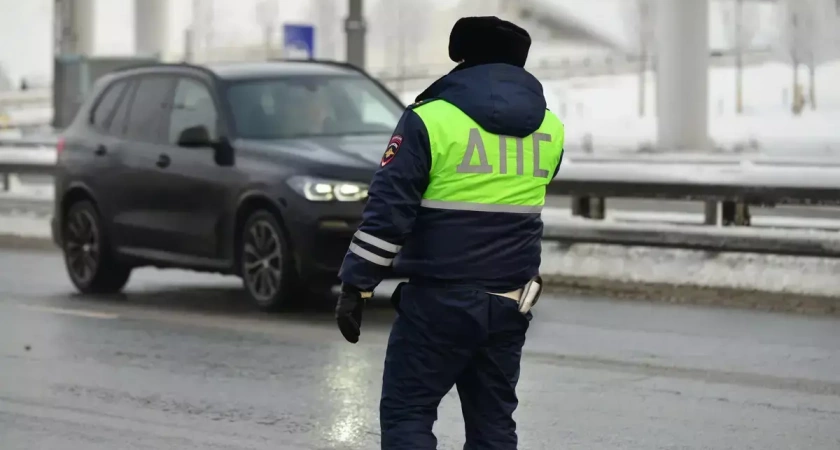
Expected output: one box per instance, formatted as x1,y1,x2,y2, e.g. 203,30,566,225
281,198,363,285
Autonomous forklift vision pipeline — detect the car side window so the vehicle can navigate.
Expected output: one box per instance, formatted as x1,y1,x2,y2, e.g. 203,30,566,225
108,80,137,136
90,80,127,131
168,77,218,145
124,76,175,143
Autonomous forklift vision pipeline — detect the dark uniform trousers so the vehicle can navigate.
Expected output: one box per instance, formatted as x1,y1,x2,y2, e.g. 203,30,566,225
380,283,531,449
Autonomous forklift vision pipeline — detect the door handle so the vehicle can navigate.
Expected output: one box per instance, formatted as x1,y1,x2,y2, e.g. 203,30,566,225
156,153,171,168
94,145,107,156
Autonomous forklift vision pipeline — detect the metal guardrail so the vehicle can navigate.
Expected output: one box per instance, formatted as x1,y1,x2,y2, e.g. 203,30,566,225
0,89,51,108
2,140,840,258
0,138,57,148
549,155,840,227
543,220,840,259
0,141,57,190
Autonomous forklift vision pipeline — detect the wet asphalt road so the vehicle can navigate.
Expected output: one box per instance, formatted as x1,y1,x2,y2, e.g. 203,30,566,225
1,249,839,449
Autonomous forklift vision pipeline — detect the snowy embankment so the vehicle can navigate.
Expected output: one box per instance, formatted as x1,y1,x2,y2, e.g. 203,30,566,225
540,241,840,299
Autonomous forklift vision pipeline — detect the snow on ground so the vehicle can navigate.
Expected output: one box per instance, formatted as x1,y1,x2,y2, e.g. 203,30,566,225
397,61,840,154
0,147,55,164
0,212,50,238
0,175,53,199
554,60,840,152
0,128,23,140
541,241,840,298
541,207,840,230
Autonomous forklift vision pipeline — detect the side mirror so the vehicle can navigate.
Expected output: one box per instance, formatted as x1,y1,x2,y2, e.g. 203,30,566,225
177,125,212,148
177,126,235,167
213,137,235,167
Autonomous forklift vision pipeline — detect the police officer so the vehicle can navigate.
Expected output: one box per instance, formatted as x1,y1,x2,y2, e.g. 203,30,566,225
335,16,564,450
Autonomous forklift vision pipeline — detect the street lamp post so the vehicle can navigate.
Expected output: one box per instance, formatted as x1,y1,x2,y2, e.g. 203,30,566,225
345,0,366,69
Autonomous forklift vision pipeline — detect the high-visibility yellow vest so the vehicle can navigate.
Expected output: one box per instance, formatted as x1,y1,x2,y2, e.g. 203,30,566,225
412,99,564,214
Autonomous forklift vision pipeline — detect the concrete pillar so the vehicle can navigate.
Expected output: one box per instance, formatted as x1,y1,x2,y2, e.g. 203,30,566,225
655,0,709,151
55,0,96,55
74,0,96,55
135,0,168,59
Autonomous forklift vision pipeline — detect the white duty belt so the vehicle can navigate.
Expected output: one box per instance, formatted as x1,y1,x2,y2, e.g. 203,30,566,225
490,276,543,314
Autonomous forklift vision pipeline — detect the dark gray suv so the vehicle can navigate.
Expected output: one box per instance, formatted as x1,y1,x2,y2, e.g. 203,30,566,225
52,60,405,310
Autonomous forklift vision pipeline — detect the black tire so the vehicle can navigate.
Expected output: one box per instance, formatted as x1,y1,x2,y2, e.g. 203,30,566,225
239,210,300,311
62,200,132,294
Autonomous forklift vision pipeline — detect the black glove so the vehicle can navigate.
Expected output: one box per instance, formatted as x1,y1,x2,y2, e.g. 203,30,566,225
336,284,372,344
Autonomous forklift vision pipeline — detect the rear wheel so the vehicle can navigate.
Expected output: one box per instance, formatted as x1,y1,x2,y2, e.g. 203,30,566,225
62,201,132,294
240,210,300,311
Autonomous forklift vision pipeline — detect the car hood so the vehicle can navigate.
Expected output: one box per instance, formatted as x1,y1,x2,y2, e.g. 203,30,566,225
237,134,391,170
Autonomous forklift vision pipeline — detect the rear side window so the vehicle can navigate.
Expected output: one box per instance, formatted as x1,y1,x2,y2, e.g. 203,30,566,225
90,80,127,130
108,80,137,136
125,76,175,143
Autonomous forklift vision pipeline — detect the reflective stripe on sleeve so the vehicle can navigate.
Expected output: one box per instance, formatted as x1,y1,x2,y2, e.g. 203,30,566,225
354,230,401,253
349,242,394,267
420,199,542,214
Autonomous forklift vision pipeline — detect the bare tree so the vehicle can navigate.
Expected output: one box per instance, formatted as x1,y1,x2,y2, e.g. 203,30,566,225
782,0,815,113
621,0,655,117
720,0,760,114
777,0,839,113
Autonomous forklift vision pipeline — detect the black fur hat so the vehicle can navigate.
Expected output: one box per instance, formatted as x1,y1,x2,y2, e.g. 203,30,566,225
448,16,531,68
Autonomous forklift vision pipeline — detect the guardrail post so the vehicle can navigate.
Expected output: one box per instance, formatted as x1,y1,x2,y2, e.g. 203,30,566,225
571,196,585,217
703,201,718,225
721,200,751,226
571,196,605,220
1,173,9,191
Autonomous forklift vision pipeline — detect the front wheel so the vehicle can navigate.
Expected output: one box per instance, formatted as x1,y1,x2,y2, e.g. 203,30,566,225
62,201,132,294
240,210,299,311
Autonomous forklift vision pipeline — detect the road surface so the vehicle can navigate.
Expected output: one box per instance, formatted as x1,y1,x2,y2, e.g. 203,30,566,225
1,249,839,449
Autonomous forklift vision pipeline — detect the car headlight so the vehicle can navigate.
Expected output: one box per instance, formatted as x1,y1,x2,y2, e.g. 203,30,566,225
287,176,369,202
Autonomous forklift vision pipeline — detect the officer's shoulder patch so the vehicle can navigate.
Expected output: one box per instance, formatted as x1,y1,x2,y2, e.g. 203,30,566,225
381,135,402,167
408,98,439,109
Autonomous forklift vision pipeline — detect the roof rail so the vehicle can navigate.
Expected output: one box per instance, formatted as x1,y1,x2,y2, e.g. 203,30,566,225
267,57,366,72
112,61,216,77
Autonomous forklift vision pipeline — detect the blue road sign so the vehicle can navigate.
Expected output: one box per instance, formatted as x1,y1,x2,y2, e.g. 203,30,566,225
283,24,315,59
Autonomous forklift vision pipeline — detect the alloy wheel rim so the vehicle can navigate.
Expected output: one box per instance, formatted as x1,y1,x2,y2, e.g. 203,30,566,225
243,220,283,304
65,210,100,284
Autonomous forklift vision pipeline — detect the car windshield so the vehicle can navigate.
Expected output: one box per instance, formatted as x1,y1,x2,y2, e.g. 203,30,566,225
226,75,404,139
